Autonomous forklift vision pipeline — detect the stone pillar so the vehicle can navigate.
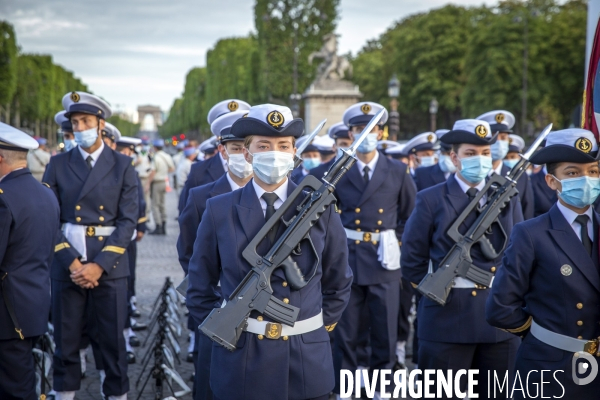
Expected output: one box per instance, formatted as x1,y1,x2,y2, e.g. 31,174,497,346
303,81,362,132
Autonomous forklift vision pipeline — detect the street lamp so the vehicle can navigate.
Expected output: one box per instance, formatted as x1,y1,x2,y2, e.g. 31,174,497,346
429,98,439,132
388,74,400,140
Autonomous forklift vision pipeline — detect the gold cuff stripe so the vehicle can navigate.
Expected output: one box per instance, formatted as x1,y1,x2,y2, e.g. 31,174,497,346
55,243,70,252
411,282,418,289
102,246,126,254
325,323,337,332
138,217,148,223
506,316,533,333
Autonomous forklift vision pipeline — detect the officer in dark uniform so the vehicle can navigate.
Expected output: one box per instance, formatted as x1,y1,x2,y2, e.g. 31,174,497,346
177,110,251,400
44,92,138,400
477,110,534,220
312,133,336,164
486,128,600,398
178,99,251,213
413,129,455,191
0,123,60,400
332,102,416,398
401,119,523,399
309,122,352,181
405,131,438,170
55,110,76,152
187,104,352,400
385,144,410,165
290,143,321,184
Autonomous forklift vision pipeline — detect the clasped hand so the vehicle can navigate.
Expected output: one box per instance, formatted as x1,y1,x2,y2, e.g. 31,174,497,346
69,259,103,289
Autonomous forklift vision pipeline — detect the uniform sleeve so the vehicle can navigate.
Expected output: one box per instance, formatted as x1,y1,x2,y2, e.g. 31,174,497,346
0,196,12,271
42,158,81,269
320,206,353,329
521,176,534,220
186,200,222,326
136,176,147,233
485,223,533,335
400,192,434,286
177,191,202,274
396,165,417,240
93,162,139,273
512,194,524,224
178,176,193,214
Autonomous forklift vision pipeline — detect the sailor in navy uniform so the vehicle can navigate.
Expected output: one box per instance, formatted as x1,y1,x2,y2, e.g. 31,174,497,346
186,104,352,400
44,92,138,400
401,119,523,399
486,129,600,398
312,133,336,164
178,99,251,212
0,123,60,400
384,144,410,165
55,110,76,152
115,136,148,361
309,122,352,181
290,143,321,184
477,110,534,220
177,110,252,400
332,102,417,397
101,122,120,150
412,129,454,191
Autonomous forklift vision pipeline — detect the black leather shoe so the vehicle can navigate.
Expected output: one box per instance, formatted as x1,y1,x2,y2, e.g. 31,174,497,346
186,352,194,363
129,336,141,347
127,351,136,364
131,321,148,331
130,309,141,318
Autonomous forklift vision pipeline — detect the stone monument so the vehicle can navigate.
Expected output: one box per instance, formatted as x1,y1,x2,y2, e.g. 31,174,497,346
304,33,362,131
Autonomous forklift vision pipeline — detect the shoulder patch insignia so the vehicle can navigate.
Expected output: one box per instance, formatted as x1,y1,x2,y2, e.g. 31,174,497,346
42,182,50,188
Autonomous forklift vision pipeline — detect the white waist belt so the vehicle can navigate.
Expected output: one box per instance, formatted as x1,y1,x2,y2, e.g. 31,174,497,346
453,276,494,289
344,228,380,242
245,311,323,339
62,224,116,237
531,320,598,355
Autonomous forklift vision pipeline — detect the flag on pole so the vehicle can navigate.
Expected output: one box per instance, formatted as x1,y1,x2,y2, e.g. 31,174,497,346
582,18,600,140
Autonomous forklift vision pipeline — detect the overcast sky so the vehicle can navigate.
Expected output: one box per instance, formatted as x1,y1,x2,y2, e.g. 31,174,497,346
1,0,494,117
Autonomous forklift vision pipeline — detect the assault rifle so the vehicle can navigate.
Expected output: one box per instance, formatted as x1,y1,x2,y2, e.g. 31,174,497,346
416,124,552,306
199,109,386,351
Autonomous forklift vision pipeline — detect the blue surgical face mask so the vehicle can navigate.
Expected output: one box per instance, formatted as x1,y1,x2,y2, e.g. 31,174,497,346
491,140,509,161
458,155,493,184
356,133,378,154
419,155,437,168
302,157,321,171
552,175,600,208
438,154,456,173
503,159,519,169
74,127,99,149
64,139,76,152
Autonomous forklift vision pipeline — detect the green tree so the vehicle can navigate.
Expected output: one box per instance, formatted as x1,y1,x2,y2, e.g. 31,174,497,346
0,21,18,122
254,0,339,104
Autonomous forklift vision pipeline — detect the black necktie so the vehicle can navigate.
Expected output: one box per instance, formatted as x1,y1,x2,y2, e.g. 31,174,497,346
262,192,279,243
467,187,478,200
575,215,592,256
86,155,93,170
363,166,370,183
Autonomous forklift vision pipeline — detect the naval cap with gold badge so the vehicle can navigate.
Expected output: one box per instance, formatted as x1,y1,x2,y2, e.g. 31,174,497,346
342,102,389,128
508,134,526,153
54,110,72,132
101,122,121,143
199,136,218,155
476,110,515,134
435,129,452,151
441,119,498,145
207,99,251,126
210,110,247,143
116,136,141,153
404,132,438,154
230,104,304,138
327,122,350,139
529,129,600,164
312,134,335,156
62,91,112,120
0,122,39,152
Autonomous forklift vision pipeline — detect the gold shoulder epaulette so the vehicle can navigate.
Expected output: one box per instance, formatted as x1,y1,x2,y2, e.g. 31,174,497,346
42,182,50,188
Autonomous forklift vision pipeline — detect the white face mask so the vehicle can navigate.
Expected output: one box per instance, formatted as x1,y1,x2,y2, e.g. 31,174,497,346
227,152,253,179
249,151,294,185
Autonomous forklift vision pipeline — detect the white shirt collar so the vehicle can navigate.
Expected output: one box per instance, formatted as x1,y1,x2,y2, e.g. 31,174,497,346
454,173,486,194
252,177,289,216
490,162,503,177
226,172,242,191
355,150,379,179
78,140,105,168
556,200,594,241
219,151,228,172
